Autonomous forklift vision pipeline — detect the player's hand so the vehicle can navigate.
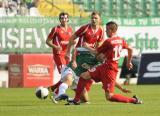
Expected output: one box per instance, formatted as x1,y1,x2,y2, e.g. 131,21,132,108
71,61,77,69
121,88,132,93
126,62,133,70
83,42,90,49
56,46,62,52
96,53,105,62
65,54,70,63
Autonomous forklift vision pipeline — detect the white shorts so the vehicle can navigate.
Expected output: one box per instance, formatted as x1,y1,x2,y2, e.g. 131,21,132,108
61,65,79,90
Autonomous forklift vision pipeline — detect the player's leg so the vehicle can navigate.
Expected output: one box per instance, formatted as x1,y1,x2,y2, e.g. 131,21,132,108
55,73,73,101
80,79,93,103
103,70,142,104
74,71,92,102
48,81,62,103
80,89,90,103
48,81,62,92
105,91,142,104
65,71,92,105
48,55,65,95
70,77,92,104
54,66,74,101
48,62,63,102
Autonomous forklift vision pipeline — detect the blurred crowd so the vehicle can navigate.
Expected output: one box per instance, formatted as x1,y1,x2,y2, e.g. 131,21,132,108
0,0,40,16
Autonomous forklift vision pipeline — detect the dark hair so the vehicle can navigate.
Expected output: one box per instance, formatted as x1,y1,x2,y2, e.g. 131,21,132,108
91,11,101,17
106,21,118,32
59,12,69,19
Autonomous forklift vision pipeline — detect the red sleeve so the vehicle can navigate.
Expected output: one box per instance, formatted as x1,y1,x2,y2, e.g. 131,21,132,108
97,40,110,53
122,39,129,49
75,24,88,37
47,27,57,40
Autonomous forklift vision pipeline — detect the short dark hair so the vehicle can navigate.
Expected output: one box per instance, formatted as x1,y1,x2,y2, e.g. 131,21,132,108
106,21,118,32
59,12,69,19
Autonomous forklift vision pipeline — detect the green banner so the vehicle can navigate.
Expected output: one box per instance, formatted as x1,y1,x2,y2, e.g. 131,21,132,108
0,16,160,54
0,17,88,53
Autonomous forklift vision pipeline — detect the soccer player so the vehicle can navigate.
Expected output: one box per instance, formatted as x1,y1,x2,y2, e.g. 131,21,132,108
46,12,72,74
63,11,104,102
65,11,104,60
55,49,132,104
46,12,73,102
66,21,143,105
54,49,93,103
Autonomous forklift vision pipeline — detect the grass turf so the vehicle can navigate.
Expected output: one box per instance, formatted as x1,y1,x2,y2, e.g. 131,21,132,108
0,84,160,116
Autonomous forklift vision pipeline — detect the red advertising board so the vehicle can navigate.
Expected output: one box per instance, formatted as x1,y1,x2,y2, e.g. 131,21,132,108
9,54,54,88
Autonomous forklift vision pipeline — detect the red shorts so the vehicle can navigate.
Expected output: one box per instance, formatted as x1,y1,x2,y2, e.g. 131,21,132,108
53,54,66,73
89,64,118,93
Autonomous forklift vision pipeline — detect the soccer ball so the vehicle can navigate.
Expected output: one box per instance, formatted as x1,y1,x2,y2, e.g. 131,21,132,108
35,86,49,99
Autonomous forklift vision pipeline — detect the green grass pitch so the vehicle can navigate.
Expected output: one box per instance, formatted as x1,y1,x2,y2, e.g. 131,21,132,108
0,84,160,116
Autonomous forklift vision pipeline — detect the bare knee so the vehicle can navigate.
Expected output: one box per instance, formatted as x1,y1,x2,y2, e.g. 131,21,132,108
63,74,73,86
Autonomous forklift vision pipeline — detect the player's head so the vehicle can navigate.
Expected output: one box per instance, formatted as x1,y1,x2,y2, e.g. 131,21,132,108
59,12,69,25
90,11,101,26
105,21,118,37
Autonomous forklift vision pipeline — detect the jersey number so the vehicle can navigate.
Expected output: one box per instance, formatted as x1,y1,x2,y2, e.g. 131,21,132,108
113,45,122,61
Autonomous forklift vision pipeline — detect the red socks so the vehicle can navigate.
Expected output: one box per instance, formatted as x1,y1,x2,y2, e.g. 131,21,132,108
110,94,136,103
74,77,88,102
50,81,62,92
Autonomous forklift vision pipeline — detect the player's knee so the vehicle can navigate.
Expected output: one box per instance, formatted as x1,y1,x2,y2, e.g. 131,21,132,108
63,76,73,86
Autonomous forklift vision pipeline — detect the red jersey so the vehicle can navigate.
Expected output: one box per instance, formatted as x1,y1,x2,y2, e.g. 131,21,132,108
75,23,104,48
48,25,72,73
48,25,72,55
97,36,128,71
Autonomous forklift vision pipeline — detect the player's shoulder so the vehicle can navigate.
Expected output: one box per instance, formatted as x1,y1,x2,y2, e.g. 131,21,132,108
80,23,90,28
99,25,104,31
56,25,61,29
68,25,73,28
68,25,73,30
108,36,126,45
116,36,126,43
51,25,59,31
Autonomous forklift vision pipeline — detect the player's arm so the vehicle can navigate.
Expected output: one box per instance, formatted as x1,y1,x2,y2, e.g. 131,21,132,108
95,26,105,48
115,82,131,93
46,27,62,52
83,39,108,55
96,41,103,47
71,48,78,69
126,46,133,70
83,42,98,55
46,38,56,48
96,53,105,62
65,34,77,60
46,38,62,51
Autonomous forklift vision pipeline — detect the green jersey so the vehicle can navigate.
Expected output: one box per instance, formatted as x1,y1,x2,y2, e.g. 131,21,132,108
68,48,100,76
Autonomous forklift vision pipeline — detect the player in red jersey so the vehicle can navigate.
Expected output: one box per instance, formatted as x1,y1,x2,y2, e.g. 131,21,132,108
66,21,143,105
46,12,72,102
63,11,104,104
66,11,104,59
46,12,72,74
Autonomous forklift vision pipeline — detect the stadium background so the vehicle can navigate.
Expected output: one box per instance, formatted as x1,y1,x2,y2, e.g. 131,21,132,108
0,0,160,88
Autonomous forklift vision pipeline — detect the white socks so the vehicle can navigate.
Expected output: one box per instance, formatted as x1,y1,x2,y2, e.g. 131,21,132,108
57,83,68,97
